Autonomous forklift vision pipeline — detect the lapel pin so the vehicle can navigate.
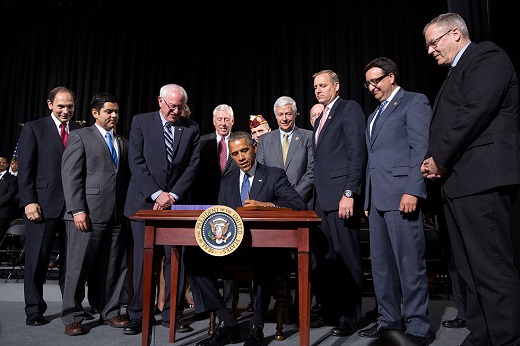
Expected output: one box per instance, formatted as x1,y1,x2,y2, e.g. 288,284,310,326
295,137,300,141
393,102,398,106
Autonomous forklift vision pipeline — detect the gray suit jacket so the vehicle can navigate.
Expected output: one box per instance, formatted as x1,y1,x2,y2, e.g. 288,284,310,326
61,125,129,222
364,88,431,211
256,127,314,203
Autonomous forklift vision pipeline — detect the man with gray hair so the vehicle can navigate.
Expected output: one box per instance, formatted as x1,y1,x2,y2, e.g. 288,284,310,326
422,12,520,346
257,96,314,206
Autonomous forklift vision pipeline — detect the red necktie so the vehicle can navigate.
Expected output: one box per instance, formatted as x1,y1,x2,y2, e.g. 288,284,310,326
218,137,227,173
315,107,329,144
60,123,68,148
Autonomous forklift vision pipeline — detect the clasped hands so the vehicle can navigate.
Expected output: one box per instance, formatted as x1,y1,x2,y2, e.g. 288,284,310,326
421,157,446,181
154,192,175,210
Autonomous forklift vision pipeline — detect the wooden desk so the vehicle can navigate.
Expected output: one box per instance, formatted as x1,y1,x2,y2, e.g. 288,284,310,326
130,209,320,346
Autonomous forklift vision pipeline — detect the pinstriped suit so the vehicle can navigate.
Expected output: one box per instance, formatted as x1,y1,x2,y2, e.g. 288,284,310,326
428,41,520,345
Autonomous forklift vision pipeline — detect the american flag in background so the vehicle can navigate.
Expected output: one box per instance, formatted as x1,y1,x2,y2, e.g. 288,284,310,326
12,123,23,161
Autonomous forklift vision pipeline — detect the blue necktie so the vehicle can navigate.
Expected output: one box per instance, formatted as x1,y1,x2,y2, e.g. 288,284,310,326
240,173,250,206
370,100,388,137
105,132,118,167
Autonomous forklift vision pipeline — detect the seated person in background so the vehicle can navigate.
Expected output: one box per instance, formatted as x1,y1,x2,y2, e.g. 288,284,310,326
0,156,18,241
185,131,306,346
249,115,270,143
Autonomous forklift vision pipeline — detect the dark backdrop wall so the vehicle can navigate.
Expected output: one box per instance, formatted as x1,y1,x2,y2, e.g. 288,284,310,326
1,0,518,159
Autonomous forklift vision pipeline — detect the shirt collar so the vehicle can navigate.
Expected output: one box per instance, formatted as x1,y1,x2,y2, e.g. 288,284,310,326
452,42,471,68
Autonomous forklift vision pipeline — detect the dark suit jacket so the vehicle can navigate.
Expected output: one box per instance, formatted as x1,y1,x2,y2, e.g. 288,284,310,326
256,127,314,203
61,125,130,222
0,172,18,219
218,162,306,211
18,115,82,218
191,132,238,205
313,97,367,211
365,88,431,211
428,41,520,198
124,111,200,216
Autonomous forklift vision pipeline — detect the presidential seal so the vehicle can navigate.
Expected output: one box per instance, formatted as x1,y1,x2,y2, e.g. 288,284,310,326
195,205,244,256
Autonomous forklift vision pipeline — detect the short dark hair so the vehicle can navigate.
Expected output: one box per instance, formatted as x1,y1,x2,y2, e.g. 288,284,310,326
362,57,399,81
228,131,255,147
90,92,119,112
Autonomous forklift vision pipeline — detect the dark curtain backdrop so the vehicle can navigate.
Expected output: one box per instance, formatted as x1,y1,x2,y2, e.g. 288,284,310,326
1,0,518,158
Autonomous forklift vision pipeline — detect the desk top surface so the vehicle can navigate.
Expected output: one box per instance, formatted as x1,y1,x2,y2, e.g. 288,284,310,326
130,209,320,223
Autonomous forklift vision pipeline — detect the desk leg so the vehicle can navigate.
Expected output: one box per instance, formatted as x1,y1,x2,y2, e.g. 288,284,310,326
298,251,310,346
142,246,155,346
169,246,180,343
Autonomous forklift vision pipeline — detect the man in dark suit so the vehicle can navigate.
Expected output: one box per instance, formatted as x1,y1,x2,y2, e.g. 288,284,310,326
422,12,520,346
191,104,238,205
18,86,83,326
191,103,238,312
123,83,200,335
257,96,314,207
60,93,130,335
310,70,367,337
185,131,306,346
357,57,432,345
0,156,18,240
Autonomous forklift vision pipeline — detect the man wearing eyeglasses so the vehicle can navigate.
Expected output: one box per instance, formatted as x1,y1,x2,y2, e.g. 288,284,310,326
123,83,201,335
422,12,520,346
357,57,432,345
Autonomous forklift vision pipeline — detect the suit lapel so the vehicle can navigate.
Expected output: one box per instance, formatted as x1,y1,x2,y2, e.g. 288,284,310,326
90,125,117,170
371,89,404,144
152,112,168,167
285,128,300,167
249,163,265,200
432,42,476,118
316,98,340,149
47,116,65,154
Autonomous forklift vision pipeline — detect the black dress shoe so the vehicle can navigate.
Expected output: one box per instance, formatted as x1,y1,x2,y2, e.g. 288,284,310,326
442,318,466,329
331,323,358,337
357,323,391,338
26,312,46,326
406,333,433,346
195,320,242,346
310,316,335,328
244,323,264,346
123,319,142,335
161,319,194,333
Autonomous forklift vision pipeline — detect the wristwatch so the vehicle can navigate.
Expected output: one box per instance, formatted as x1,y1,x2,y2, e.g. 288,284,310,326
343,190,353,198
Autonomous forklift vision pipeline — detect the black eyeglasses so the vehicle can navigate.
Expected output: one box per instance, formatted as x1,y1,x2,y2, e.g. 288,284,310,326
364,73,389,89
425,29,453,50
162,97,186,112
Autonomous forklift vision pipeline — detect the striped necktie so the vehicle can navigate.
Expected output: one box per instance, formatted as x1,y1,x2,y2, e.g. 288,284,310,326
164,123,174,182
